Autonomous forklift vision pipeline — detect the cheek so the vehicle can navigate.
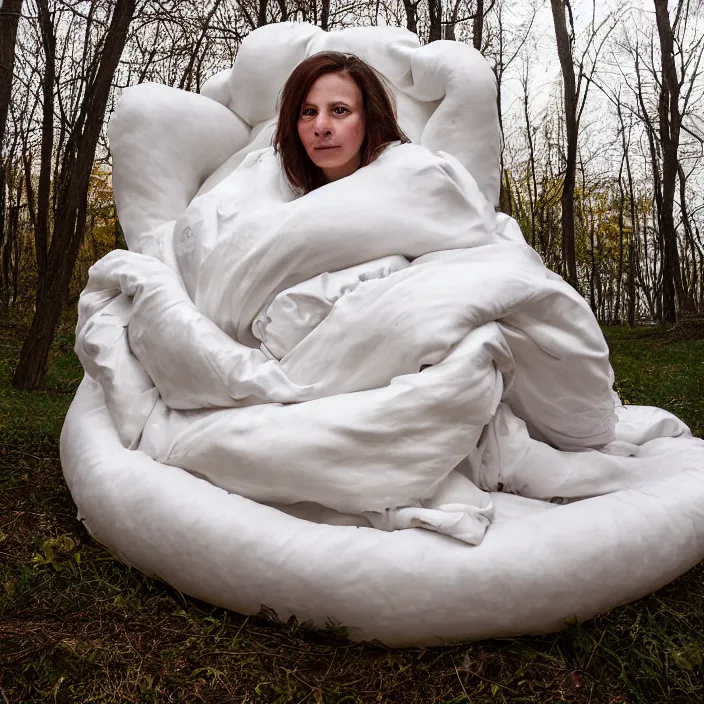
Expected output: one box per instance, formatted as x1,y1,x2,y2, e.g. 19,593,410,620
345,117,365,148
297,121,313,148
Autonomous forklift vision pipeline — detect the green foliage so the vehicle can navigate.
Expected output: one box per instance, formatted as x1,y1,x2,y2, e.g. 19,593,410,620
70,166,125,304
1,317,703,702
605,319,704,437
505,165,670,323
0,315,82,445
3,161,122,315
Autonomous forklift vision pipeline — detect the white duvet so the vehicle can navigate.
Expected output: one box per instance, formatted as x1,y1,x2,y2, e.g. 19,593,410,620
61,22,704,645
75,139,699,546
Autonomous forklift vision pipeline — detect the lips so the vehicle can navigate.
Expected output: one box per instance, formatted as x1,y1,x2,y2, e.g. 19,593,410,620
314,146,339,150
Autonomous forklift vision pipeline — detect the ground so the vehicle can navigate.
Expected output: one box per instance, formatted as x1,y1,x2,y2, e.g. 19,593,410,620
1,315,703,703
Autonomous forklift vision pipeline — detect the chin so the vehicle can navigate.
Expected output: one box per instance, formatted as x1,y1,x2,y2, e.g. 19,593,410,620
311,155,346,169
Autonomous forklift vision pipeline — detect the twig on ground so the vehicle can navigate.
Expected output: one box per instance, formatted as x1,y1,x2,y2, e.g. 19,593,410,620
454,659,470,701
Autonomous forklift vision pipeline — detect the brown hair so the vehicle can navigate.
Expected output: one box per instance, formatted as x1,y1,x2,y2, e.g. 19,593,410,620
274,51,410,194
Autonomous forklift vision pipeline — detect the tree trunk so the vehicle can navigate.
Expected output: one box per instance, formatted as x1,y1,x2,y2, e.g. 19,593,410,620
0,0,23,152
0,0,23,303
550,0,579,291
500,169,513,216
492,2,504,211
615,154,626,325
617,100,638,326
276,0,288,22
257,0,269,27
13,0,137,390
403,0,419,34
428,0,442,42
653,0,682,323
0,164,5,300
633,53,665,319
35,0,55,284
3,169,22,308
444,0,461,40
319,0,330,30
473,0,484,50
678,162,697,312
522,65,538,249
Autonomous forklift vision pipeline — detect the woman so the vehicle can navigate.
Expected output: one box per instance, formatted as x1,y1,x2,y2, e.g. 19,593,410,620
274,51,410,194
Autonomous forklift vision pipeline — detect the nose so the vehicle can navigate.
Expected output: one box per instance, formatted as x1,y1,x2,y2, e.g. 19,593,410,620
313,113,332,137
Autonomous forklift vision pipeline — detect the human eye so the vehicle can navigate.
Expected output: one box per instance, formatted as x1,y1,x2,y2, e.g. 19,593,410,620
333,106,350,115
300,107,316,118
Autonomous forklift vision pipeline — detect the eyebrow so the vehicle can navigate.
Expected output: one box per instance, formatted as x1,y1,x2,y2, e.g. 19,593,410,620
301,100,351,108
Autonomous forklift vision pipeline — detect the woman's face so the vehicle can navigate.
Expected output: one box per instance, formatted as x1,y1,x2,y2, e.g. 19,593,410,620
297,71,366,183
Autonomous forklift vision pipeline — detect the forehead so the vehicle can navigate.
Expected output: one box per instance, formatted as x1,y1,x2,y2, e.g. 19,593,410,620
303,71,362,105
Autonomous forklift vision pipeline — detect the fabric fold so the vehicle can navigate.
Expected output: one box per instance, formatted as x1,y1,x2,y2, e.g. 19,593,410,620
76,142,623,545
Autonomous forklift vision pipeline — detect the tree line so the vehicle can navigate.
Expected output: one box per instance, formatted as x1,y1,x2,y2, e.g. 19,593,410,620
0,0,703,390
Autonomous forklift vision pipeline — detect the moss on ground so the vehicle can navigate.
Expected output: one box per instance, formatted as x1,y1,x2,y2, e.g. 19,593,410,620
1,316,703,703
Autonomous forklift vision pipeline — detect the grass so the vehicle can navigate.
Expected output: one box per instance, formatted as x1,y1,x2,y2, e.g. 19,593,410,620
604,320,704,438
1,315,704,703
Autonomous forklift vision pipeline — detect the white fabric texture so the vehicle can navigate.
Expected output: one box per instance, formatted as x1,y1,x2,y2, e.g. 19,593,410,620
60,22,704,646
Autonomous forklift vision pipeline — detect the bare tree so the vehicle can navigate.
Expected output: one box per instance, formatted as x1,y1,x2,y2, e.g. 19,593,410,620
550,0,617,291
550,0,579,289
13,0,137,389
402,0,419,33
617,97,638,326
486,0,537,214
472,0,483,50
443,0,461,40
653,0,684,322
0,0,24,285
319,0,330,30
521,58,538,248
428,0,442,42
178,0,226,90
0,0,23,149
595,0,704,320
